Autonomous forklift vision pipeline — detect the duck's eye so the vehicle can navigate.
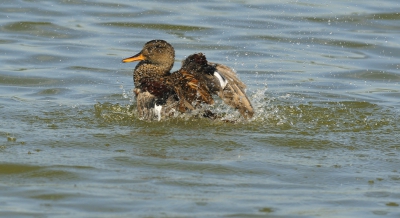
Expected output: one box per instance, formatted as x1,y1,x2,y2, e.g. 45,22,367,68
146,47,155,53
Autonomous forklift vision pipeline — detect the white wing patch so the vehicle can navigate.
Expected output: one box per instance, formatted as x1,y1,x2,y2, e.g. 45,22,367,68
154,103,162,121
214,71,228,89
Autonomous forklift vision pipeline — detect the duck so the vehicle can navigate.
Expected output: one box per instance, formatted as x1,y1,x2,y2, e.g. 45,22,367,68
122,39,254,121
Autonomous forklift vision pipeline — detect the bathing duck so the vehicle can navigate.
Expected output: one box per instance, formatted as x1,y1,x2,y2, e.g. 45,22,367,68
122,39,254,121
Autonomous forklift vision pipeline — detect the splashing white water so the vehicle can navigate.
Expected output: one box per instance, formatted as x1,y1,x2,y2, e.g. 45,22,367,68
120,83,276,122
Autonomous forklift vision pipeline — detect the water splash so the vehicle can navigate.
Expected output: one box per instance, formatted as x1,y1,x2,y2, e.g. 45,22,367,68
94,84,399,135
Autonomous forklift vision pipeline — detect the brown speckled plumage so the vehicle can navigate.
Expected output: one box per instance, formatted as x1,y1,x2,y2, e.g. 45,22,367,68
122,40,254,120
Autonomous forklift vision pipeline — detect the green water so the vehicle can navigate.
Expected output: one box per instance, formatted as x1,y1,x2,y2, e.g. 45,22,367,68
1,0,400,217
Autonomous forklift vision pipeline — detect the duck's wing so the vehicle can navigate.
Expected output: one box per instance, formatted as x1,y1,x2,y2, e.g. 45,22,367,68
168,70,214,112
180,53,254,119
210,62,254,119
209,62,246,90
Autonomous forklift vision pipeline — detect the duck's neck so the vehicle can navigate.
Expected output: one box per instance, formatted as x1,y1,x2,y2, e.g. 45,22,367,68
133,62,172,87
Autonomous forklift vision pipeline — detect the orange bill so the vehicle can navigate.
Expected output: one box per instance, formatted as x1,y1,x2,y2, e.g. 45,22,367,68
122,53,146,63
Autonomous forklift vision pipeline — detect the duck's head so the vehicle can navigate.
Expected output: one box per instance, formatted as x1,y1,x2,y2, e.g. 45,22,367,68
122,40,175,73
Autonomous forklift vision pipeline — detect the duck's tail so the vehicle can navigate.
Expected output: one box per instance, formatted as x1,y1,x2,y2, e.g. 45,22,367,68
211,63,254,119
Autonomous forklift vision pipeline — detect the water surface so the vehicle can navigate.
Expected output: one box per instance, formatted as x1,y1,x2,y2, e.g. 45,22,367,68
1,0,400,217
